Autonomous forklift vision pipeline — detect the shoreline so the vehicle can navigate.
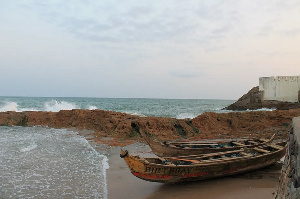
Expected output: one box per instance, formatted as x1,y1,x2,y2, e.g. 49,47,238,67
1,107,297,198
0,120,286,198
73,126,284,198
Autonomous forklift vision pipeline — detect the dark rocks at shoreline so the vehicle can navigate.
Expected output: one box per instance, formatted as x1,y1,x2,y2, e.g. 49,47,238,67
225,86,300,111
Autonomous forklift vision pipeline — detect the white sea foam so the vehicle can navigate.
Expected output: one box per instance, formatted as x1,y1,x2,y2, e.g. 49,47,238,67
124,111,147,117
0,102,38,112
246,108,277,112
176,113,197,119
0,100,80,112
0,98,235,118
87,105,98,110
0,126,108,198
20,144,38,152
0,102,19,112
257,108,277,111
44,100,78,112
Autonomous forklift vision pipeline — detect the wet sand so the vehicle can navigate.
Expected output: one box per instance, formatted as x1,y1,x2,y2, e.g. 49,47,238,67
103,143,282,199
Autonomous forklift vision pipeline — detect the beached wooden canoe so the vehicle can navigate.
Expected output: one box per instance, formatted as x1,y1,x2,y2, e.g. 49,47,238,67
120,141,287,183
141,131,275,157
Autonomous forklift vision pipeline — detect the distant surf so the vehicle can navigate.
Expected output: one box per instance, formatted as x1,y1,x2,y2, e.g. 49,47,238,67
0,97,235,119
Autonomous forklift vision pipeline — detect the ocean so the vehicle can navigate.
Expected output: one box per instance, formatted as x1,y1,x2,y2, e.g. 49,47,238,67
0,96,234,198
0,126,109,199
0,96,235,119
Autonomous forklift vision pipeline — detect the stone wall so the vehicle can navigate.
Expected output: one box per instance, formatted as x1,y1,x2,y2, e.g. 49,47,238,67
259,76,300,103
275,116,300,199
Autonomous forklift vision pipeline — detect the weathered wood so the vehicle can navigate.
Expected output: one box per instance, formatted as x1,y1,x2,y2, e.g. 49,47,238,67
173,143,220,146
269,144,284,150
121,141,287,183
253,147,271,153
167,157,201,164
140,130,276,157
240,152,253,157
231,142,247,146
248,141,260,144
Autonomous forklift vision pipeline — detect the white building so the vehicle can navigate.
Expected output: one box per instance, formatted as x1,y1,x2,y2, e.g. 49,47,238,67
259,76,300,103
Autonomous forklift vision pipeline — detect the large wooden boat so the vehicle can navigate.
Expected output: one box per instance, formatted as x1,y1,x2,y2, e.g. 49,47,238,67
120,141,287,183
141,131,275,157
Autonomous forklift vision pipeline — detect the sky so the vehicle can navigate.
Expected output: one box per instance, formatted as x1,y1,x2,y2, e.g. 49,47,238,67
0,0,300,100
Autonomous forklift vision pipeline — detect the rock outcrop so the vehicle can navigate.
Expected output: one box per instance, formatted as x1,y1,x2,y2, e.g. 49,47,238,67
225,86,300,111
1,109,300,144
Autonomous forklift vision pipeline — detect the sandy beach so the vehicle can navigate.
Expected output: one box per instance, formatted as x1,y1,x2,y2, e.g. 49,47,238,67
101,142,282,199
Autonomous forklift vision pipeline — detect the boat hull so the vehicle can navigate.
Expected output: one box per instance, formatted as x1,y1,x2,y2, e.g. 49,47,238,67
143,134,274,157
122,144,286,183
146,139,238,157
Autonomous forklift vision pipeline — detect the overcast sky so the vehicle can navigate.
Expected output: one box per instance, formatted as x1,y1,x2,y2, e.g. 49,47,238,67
0,0,300,99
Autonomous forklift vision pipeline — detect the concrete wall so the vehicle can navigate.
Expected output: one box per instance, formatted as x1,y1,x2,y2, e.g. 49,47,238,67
259,76,300,103
275,116,300,199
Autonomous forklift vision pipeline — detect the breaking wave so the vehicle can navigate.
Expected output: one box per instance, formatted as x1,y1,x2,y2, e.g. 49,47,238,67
0,102,38,112
176,113,197,119
0,100,79,112
0,97,236,118
87,105,98,110
0,102,19,112
124,111,147,117
44,100,78,112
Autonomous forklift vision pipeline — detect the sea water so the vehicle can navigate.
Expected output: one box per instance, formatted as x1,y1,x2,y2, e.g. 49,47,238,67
0,96,235,119
0,97,234,198
0,126,109,199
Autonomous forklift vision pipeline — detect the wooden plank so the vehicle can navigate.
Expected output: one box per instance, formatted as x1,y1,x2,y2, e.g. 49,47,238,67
240,152,253,157
167,157,201,164
232,142,247,146
177,143,219,146
169,141,227,144
164,149,244,160
199,156,244,163
253,147,270,153
248,141,260,145
193,150,244,160
269,144,283,150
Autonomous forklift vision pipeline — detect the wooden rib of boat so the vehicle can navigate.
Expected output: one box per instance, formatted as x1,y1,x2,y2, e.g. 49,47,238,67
140,131,275,157
120,141,287,183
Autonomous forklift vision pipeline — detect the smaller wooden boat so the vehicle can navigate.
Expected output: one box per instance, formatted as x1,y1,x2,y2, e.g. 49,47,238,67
120,141,287,183
140,130,275,157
